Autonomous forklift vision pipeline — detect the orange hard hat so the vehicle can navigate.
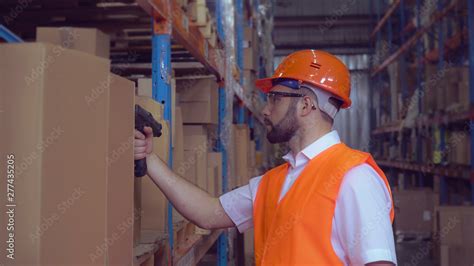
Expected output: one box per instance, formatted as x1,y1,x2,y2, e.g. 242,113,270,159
256,50,352,108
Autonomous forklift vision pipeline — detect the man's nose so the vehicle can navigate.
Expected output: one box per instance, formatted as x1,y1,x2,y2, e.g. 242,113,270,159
261,102,271,117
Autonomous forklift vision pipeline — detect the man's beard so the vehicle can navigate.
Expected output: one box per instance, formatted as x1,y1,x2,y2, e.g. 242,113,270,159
265,103,298,144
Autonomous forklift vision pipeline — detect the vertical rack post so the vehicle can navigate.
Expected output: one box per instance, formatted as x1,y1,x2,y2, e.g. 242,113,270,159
468,0,474,204
235,0,245,124
151,17,174,254
416,0,425,187
217,84,228,266
235,0,244,82
375,0,384,159
399,0,408,184
216,0,228,264
238,102,245,124
387,13,396,186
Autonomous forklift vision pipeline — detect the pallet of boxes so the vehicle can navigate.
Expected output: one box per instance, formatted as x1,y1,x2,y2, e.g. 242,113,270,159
135,80,171,264
436,206,474,265
0,27,139,265
156,75,223,251
232,119,258,266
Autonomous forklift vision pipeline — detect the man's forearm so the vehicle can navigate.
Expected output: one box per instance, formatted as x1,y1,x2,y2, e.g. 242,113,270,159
145,153,233,229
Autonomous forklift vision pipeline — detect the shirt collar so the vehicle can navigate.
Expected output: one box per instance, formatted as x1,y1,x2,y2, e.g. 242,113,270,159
282,130,341,168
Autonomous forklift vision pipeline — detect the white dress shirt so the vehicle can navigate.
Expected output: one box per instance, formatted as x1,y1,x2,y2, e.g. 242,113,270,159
219,130,397,265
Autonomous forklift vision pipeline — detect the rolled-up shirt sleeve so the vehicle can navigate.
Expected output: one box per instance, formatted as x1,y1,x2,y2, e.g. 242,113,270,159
219,175,262,233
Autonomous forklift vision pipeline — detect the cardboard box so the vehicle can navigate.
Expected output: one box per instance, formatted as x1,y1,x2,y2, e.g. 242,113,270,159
177,77,218,124
448,131,470,165
0,43,110,265
180,102,217,124
141,176,168,234
244,228,255,265
137,78,152,98
459,81,470,112
393,189,436,234
184,125,208,136
106,74,135,264
249,140,256,168
234,125,250,186
243,47,258,71
183,134,208,190
207,166,217,196
440,244,474,266
183,151,198,184
173,107,185,175
256,151,264,167
37,27,110,59
135,96,164,121
187,0,208,26
192,152,208,190
134,177,142,247
171,77,176,147
437,206,474,246
244,26,258,50
208,152,223,196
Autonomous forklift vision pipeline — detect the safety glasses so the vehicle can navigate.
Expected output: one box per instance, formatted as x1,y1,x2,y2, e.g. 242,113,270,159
265,91,305,106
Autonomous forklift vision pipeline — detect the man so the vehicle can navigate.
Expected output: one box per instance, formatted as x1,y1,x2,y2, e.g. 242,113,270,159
134,50,397,265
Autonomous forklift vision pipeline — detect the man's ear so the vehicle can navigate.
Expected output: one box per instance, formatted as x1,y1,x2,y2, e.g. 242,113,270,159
300,96,314,116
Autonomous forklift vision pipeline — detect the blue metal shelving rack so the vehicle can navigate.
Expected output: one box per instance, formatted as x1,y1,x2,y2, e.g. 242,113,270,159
0,25,23,43
139,0,267,264
370,0,474,205
151,20,175,257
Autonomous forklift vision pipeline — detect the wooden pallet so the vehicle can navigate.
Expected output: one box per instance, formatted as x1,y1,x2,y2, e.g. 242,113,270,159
174,220,197,248
134,230,168,266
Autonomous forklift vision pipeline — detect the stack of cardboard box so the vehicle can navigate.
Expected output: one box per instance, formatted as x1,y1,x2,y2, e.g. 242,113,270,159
437,206,474,266
393,189,437,238
447,130,471,165
424,66,470,114
0,40,135,264
175,76,223,232
36,27,110,59
133,96,170,237
232,124,259,187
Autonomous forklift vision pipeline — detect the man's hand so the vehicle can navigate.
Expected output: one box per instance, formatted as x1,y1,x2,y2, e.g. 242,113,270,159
134,126,153,160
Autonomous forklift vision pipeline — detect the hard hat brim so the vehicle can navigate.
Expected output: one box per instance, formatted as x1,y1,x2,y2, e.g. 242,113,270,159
255,78,274,93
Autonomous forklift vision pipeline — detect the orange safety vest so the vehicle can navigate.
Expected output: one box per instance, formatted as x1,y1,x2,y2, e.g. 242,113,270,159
253,143,394,265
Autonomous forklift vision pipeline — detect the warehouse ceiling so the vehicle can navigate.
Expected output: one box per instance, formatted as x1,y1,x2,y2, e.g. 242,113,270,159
274,0,379,56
